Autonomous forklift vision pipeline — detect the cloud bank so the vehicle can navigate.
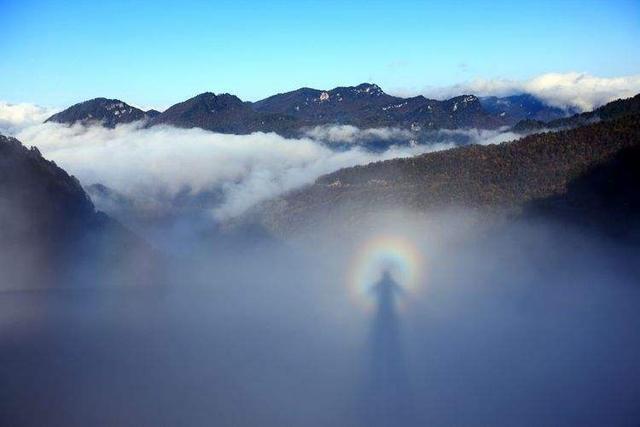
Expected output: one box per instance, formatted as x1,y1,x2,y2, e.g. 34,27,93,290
304,125,415,144
431,128,520,146
0,101,58,135
394,72,640,112
13,121,453,220
0,99,537,222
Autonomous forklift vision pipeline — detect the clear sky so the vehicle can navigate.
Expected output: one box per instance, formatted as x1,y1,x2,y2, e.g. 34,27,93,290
1,0,639,108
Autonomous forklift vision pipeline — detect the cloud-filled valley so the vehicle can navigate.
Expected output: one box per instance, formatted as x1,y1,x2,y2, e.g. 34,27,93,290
1,71,636,226
13,121,453,221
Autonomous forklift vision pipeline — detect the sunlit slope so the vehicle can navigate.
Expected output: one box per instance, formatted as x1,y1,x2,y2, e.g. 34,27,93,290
258,114,640,234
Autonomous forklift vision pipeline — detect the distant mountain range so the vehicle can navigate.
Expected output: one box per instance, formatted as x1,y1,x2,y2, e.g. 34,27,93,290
481,93,575,124
512,93,640,133
45,83,573,135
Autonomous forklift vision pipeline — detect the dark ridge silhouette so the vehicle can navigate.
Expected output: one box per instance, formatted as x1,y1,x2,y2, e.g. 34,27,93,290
254,83,501,130
146,91,299,135
524,143,640,242
0,134,163,289
361,271,413,427
47,84,576,136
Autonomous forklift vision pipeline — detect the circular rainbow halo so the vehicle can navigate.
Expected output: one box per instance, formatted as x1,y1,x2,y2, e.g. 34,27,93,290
348,235,423,311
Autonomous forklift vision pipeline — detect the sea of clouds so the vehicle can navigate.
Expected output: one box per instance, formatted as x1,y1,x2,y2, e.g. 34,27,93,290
7,119,452,220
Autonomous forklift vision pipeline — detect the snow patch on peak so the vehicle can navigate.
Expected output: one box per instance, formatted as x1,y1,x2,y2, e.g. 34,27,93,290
354,83,384,96
382,101,408,111
106,102,126,111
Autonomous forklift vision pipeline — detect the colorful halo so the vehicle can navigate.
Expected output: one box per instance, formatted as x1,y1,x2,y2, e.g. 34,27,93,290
347,235,423,311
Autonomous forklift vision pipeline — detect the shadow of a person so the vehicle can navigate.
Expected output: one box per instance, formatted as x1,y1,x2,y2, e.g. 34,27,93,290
361,270,414,426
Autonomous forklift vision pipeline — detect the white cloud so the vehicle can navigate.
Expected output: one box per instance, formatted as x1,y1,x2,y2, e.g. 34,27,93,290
14,121,451,220
434,128,520,146
0,102,59,135
303,124,415,144
393,72,640,112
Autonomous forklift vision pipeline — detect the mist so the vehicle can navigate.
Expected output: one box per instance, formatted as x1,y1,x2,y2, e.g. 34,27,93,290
2,201,640,426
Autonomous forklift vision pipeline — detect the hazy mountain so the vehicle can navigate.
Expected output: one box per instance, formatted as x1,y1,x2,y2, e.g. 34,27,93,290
403,94,501,130
480,93,570,124
255,113,640,236
145,109,162,119
0,134,161,289
45,97,157,128
513,93,640,133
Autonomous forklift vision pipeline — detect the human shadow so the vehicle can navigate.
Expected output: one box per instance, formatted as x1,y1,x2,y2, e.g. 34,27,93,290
360,271,414,426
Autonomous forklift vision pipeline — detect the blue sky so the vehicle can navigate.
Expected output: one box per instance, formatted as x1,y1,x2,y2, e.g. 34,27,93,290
1,0,639,108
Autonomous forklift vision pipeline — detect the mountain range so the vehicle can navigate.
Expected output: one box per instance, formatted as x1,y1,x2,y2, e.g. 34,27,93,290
45,83,571,135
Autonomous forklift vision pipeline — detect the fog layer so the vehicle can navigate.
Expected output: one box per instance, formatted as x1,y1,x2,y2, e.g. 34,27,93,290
1,209,639,426
1,100,639,426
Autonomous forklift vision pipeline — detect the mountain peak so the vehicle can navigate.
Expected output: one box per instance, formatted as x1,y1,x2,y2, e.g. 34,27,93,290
449,94,479,103
353,82,384,95
145,109,161,118
330,82,386,97
45,97,149,128
146,91,276,134
190,91,244,104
